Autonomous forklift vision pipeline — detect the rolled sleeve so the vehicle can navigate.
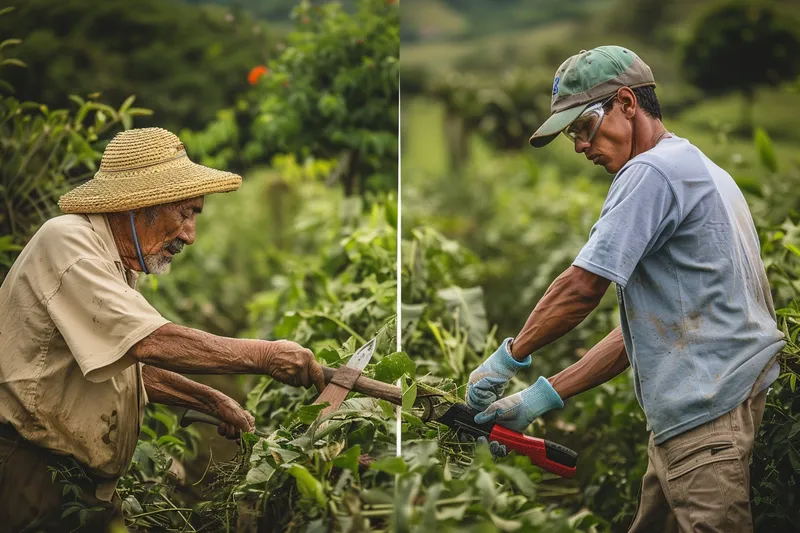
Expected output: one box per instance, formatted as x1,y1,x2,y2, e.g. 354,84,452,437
46,258,169,383
573,163,680,288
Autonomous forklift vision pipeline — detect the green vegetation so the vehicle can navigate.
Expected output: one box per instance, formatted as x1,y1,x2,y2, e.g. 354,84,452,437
0,7,152,274
682,1,800,132
183,0,399,195
402,0,800,530
1,2,402,531
0,0,275,132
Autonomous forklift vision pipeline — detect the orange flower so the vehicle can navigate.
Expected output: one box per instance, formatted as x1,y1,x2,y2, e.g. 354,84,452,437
248,65,269,86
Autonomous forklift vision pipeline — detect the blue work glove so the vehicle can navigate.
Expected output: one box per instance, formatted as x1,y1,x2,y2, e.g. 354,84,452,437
476,436,507,457
466,338,531,412
474,376,564,432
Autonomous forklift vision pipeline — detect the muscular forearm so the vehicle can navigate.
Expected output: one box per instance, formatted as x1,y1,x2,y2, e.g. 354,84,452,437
510,266,610,361
129,323,266,374
548,326,629,400
142,365,227,415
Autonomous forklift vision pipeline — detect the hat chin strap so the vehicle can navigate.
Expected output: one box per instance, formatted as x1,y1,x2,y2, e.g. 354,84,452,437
129,211,150,275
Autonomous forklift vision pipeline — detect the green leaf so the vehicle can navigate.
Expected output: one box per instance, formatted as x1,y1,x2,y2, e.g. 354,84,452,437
401,379,417,412
0,58,26,68
754,127,778,173
245,376,272,412
155,435,184,448
271,447,303,463
785,244,800,259
61,503,82,519
374,352,416,382
496,464,537,499
151,409,175,431
476,469,496,509
286,464,327,508
437,503,468,521
392,472,421,531
437,286,488,351
0,38,22,50
139,425,157,440
788,444,800,473
733,176,762,197
400,303,426,331
296,402,328,424
332,444,361,473
369,456,407,474
0,235,23,253
119,95,136,114
489,512,522,531
245,461,276,485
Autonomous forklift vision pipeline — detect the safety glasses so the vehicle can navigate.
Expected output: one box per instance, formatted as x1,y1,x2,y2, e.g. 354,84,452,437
562,93,617,144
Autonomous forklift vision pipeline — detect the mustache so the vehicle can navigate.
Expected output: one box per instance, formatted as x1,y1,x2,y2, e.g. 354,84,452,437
164,239,185,255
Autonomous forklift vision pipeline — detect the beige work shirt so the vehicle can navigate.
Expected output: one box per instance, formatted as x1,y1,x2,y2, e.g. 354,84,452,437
0,213,169,483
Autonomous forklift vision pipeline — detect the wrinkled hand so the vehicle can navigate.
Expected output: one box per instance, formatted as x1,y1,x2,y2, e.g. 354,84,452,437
466,338,531,412
474,376,564,432
261,340,326,392
214,395,255,440
476,436,508,457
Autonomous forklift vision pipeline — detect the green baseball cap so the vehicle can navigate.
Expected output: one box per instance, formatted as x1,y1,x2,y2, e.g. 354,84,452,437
529,45,656,148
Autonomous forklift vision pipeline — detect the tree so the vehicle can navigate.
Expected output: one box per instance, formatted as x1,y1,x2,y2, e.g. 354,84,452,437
246,0,399,195
682,0,800,133
0,0,272,132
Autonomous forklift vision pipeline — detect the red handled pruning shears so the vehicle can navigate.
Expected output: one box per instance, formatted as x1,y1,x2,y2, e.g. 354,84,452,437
180,338,577,479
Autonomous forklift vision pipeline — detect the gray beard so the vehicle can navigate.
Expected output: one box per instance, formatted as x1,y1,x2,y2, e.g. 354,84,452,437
143,254,172,275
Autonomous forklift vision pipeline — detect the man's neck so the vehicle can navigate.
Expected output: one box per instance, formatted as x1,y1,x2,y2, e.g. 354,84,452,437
630,116,670,159
106,212,143,271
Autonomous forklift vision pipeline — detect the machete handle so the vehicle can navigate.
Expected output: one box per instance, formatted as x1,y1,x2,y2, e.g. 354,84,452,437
180,409,224,428
320,365,402,405
489,424,577,479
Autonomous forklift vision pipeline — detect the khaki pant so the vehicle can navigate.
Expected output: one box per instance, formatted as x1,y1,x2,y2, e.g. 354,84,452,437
0,431,125,533
629,367,772,533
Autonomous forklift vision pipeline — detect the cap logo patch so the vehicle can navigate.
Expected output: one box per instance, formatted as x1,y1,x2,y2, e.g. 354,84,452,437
552,76,560,95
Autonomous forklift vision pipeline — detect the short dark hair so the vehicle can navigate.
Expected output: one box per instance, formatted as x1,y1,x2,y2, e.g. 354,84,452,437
603,85,662,120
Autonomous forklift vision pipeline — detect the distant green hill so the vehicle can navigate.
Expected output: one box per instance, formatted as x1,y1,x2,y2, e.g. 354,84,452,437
402,0,603,41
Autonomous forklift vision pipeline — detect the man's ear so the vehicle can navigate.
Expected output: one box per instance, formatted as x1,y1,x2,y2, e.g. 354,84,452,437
618,87,637,119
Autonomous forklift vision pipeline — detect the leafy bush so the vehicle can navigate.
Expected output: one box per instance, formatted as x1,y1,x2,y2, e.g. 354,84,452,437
184,0,399,195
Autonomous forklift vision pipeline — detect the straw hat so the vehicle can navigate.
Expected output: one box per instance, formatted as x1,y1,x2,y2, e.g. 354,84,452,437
58,127,242,213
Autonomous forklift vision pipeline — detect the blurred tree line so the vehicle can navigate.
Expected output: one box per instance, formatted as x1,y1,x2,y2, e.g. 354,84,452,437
401,0,800,169
0,0,276,132
184,0,356,21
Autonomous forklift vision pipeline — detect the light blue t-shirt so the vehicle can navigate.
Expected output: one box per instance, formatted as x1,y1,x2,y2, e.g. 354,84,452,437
573,135,784,444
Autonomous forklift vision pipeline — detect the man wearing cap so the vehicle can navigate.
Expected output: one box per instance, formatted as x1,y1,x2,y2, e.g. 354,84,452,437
0,127,326,531
466,46,784,532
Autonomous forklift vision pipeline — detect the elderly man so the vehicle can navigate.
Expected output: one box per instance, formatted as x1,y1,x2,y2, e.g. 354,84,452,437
0,127,325,531
466,46,784,532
